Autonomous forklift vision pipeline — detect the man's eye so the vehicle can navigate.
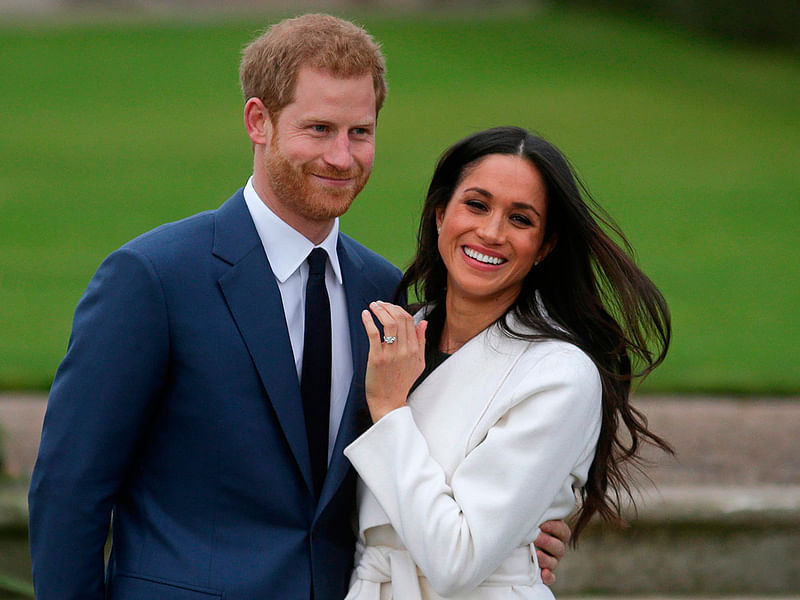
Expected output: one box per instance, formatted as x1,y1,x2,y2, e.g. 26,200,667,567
312,125,328,133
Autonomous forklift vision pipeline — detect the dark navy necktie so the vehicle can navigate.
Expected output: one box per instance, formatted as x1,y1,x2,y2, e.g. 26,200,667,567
301,248,331,499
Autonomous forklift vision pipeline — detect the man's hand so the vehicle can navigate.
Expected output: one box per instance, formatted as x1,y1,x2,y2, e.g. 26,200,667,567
534,519,571,585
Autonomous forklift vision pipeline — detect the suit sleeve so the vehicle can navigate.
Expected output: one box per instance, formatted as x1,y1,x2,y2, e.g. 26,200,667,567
28,247,170,599
344,347,602,596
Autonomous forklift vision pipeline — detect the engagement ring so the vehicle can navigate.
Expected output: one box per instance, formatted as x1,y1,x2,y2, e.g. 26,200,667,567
383,335,397,344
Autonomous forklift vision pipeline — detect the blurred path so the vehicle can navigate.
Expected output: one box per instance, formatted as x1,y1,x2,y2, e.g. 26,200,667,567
0,393,46,479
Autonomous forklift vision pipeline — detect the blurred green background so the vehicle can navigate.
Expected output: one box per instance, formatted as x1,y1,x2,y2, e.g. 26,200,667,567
1,4,798,394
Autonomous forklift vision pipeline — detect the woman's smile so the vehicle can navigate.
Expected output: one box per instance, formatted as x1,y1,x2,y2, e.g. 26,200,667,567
462,245,507,266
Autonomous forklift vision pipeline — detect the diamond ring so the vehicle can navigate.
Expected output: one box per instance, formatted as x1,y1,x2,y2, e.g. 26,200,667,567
382,335,397,344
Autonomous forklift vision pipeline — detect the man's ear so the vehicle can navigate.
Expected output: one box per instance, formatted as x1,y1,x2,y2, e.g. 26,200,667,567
244,98,272,146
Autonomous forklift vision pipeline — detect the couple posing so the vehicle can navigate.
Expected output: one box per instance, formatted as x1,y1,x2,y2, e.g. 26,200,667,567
28,14,671,600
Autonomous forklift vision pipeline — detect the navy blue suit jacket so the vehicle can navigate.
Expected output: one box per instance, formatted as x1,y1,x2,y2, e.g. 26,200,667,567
28,190,402,600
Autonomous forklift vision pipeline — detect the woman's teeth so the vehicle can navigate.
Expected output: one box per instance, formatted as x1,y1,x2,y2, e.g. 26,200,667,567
463,247,505,265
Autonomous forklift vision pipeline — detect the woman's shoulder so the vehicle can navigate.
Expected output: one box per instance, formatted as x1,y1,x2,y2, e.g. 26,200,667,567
524,338,598,378
491,318,600,393
411,303,597,376
506,332,596,374
490,312,584,358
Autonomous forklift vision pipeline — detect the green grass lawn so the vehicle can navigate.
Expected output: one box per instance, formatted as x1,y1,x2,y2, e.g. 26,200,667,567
1,7,798,393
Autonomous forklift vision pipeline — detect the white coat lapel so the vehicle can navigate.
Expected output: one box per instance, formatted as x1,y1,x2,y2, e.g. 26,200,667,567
407,323,528,476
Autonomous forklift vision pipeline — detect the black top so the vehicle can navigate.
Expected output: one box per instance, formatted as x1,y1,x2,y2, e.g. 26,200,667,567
410,303,451,393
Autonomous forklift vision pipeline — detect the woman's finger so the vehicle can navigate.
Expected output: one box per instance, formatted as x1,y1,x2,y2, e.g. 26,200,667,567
375,301,418,348
361,309,383,351
415,320,428,356
368,301,398,341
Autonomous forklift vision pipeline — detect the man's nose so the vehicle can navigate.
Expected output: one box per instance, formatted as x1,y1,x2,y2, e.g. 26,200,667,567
323,133,354,171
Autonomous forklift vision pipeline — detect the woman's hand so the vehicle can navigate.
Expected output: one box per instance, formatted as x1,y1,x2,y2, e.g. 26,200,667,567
361,301,427,423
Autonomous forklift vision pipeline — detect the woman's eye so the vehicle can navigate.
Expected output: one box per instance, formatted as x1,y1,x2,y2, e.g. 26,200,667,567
511,214,532,226
465,199,487,211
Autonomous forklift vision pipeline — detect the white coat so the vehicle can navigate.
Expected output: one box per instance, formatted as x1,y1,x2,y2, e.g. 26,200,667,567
344,312,602,599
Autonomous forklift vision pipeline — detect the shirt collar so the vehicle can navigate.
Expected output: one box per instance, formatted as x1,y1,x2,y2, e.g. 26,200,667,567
243,176,343,284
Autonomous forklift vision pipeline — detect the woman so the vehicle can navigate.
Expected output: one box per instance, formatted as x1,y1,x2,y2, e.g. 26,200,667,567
344,127,672,599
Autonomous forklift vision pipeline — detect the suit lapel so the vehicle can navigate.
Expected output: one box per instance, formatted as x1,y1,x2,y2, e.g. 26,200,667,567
213,191,314,495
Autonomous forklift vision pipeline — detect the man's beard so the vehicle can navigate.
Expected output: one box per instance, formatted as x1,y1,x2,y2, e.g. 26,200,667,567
265,142,370,222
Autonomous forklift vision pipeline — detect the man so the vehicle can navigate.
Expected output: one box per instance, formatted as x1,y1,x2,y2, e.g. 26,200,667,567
29,14,568,599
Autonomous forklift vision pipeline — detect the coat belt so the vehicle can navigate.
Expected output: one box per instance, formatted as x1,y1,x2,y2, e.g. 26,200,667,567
346,545,424,600
345,542,539,599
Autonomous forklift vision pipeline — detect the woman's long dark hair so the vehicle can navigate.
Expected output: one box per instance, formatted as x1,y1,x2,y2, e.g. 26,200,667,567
398,126,673,542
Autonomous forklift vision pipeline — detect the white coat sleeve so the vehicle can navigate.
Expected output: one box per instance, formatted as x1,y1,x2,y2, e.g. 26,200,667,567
344,347,602,596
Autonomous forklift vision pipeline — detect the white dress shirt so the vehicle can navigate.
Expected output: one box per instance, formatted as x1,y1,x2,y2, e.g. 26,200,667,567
243,177,353,462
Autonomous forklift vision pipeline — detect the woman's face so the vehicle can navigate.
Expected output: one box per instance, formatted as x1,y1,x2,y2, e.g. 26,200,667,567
436,153,555,309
